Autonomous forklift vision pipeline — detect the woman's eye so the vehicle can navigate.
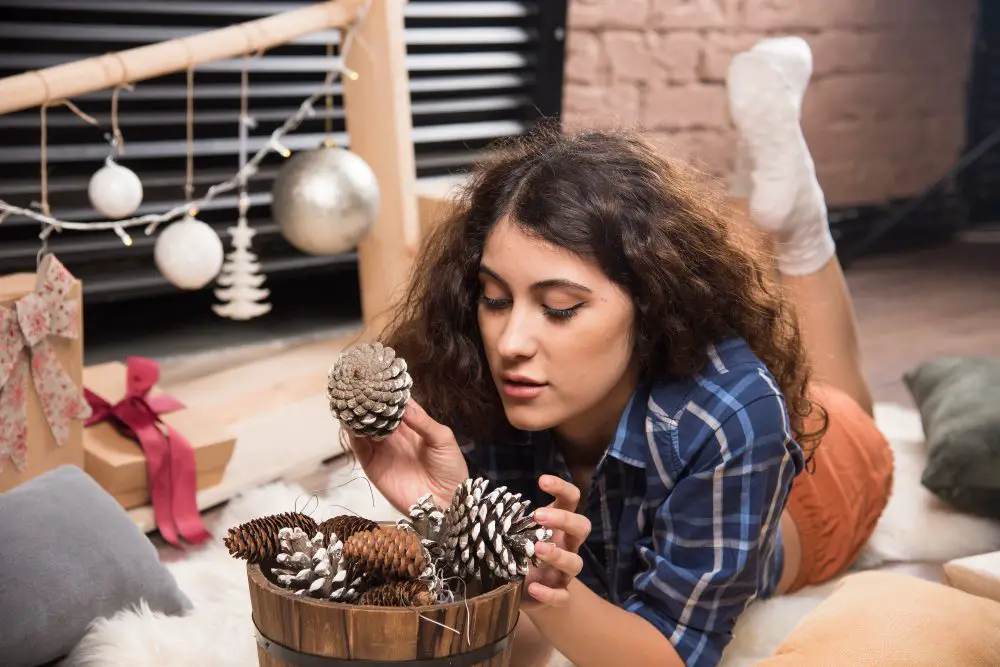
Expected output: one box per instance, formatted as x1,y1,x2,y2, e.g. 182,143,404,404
543,304,584,320
478,294,510,310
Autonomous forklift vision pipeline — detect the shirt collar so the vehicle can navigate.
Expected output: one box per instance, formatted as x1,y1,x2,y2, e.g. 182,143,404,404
604,381,652,469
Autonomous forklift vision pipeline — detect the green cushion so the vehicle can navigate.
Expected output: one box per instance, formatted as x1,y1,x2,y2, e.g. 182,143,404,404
904,356,1000,520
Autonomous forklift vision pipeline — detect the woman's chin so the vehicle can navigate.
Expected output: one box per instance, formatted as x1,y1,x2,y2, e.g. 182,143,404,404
501,402,560,432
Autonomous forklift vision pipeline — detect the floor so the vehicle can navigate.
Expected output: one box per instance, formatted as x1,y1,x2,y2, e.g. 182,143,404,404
848,231,1000,406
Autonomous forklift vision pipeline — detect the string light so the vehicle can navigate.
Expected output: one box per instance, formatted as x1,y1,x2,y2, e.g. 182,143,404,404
270,138,292,158
113,225,133,246
0,0,371,244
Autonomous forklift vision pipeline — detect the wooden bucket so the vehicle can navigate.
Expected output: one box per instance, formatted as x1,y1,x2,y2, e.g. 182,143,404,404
247,563,523,666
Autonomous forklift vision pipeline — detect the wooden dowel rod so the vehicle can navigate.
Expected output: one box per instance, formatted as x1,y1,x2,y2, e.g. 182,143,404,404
0,0,366,116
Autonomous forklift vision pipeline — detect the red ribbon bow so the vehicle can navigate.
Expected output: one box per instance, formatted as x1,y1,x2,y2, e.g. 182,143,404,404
84,356,210,548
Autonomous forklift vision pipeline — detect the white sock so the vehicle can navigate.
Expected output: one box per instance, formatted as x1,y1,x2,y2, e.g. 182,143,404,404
727,38,835,276
729,38,811,198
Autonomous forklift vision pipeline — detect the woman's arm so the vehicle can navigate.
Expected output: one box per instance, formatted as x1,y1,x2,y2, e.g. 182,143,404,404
520,476,682,667
525,579,683,667
509,613,555,667
524,395,802,667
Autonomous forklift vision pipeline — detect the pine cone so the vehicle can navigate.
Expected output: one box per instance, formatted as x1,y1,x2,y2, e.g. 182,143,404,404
224,512,318,563
318,515,379,545
359,580,435,607
327,342,413,440
397,492,449,563
444,477,554,581
270,527,365,601
344,526,430,580
402,493,449,543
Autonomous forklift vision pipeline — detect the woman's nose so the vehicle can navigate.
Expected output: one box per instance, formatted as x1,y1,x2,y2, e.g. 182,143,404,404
496,310,537,359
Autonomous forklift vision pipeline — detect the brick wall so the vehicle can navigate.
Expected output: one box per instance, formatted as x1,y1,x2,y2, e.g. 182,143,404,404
562,0,977,207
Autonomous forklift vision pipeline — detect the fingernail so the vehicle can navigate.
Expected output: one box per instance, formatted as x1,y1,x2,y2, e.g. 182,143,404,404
534,509,548,521
535,541,551,555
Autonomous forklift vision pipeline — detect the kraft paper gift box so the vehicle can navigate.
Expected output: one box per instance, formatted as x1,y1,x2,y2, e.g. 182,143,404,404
0,255,89,494
82,358,236,510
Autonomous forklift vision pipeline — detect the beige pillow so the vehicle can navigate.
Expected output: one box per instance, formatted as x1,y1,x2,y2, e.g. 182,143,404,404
754,571,1000,666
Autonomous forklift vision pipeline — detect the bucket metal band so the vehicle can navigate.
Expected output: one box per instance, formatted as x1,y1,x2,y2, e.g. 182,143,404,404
254,626,513,667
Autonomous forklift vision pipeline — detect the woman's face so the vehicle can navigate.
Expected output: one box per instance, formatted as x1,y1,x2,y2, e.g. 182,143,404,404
477,218,638,446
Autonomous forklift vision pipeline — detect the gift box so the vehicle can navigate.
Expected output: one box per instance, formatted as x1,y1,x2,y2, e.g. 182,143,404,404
0,255,90,494
83,356,235,546
943,551,1000,605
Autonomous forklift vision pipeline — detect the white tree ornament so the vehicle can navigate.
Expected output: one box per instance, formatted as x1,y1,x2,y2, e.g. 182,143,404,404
213,196,272,320
213,65,271,320
154,215,225,290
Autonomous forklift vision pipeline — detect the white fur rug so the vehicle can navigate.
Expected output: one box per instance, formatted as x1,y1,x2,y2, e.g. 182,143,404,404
65,403,1000,667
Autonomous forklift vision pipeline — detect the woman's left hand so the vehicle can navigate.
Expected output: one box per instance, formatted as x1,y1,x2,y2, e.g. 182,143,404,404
522,475,592,609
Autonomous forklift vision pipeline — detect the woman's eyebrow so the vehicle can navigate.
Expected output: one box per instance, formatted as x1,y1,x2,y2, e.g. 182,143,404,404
479,264,592,293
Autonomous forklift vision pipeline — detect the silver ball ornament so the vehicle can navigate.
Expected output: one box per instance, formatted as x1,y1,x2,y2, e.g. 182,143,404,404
154,215,225,290
88,159,143,219
270,146,379,256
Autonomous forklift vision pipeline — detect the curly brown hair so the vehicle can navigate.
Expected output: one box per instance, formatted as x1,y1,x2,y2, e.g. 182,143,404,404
381,124,826,455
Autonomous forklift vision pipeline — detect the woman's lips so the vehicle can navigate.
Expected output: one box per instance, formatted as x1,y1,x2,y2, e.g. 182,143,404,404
501,379,548,399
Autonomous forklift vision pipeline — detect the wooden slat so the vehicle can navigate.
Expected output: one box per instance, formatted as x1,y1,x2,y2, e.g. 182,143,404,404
342,0,420,332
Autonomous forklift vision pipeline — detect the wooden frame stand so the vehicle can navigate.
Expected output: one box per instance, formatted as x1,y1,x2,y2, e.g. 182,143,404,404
0,0,419,334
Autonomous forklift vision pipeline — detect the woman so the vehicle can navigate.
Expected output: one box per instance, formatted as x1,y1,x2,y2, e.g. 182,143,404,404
348,38,893,667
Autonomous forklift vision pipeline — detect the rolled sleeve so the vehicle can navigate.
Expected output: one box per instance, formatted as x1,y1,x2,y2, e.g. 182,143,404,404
624,395,801,667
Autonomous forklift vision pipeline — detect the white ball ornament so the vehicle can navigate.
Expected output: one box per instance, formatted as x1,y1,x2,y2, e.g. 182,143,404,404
88,159,144,219
270,145,380,256
154,215,225,290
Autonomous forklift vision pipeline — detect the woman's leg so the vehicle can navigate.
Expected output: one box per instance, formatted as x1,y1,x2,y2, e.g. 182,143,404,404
726,39,892,596
726,38,874,417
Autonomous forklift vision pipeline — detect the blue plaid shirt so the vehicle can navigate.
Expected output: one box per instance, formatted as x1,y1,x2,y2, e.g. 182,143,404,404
460,337,805,666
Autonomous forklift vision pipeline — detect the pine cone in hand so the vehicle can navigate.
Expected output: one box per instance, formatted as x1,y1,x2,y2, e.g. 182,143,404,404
344,526,430,580
327,341,413,440
224,512,319,563
318,515,379,545
270,527,364,601
444,477,554,581
359,580,435,607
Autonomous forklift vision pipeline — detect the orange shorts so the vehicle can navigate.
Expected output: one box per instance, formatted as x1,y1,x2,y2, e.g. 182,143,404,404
784,383,894,593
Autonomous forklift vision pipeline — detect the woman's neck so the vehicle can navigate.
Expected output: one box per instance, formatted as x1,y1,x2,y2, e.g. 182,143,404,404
553,363,640,468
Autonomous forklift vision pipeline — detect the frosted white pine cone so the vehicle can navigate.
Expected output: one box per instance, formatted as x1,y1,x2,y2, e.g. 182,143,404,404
327,341,413,440
397,492,450,564
270,527,364,601
443,478,553,582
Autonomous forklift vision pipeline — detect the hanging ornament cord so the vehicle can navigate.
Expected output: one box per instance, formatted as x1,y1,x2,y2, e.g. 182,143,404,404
324,38,335,147
185,67,196,211
236,57,252,233
37,104,51,265
109,82,133,158
35,98,101,265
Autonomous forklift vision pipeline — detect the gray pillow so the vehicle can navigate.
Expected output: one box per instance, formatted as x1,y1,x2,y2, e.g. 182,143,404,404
0,465,191,667
904,356,1000,520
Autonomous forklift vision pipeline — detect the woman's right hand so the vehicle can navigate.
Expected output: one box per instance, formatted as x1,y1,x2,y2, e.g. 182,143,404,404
347,399,468,514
